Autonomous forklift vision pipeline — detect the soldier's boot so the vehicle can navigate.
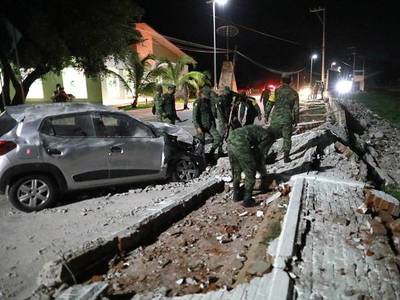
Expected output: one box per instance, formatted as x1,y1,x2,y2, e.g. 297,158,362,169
260,175,270,193
209,146,219,161
242,191,256,207
284,152,292,163
232,184,243,202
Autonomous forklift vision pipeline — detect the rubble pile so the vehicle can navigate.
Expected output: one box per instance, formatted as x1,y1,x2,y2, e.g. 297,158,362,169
95,192,289,298
339,98,400,184
356,188,400,253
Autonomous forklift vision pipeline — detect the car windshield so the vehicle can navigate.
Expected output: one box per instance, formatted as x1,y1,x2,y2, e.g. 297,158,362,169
0,111,17,137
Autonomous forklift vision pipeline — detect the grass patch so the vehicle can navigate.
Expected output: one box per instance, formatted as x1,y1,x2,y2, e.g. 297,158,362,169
385,184,400,201
351,91,400,127
118,103,154,111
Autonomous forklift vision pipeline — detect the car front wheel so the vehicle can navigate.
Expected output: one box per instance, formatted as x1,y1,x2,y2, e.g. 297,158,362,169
8,175,57,212
171,156,200,182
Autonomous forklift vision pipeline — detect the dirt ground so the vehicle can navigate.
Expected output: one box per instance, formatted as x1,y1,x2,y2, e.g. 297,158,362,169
89,190,288,298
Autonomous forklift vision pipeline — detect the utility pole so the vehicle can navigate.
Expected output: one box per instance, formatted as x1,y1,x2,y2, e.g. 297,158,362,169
310,8,326,87
213,1,217,89
297,71,300,90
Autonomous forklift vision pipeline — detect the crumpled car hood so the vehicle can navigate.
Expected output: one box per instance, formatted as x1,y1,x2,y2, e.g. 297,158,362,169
149,122,194,144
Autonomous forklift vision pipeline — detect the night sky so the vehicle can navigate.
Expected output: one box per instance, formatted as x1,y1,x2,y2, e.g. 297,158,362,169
137,0,400,88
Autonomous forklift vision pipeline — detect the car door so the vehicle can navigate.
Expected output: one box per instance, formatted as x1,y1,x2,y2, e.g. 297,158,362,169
93,112,165,184
39,112,110,190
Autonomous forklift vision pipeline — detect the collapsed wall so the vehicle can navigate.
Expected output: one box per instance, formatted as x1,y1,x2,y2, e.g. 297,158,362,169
33,96,400,300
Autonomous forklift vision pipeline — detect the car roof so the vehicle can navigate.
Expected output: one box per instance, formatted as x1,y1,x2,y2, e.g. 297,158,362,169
5,103,120,122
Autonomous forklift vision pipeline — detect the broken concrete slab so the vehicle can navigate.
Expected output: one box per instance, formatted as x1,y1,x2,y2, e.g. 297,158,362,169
55,282,107,300
35,178,224,296
292,178,400,299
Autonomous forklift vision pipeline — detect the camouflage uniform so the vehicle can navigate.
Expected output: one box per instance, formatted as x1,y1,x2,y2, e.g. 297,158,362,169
161,87,178,124
260,89,270,111
227,125,277,206
260,89,271,122
215,87,233,140
153,85,163,122
265,83,299,159
231,93,261,128
193,94,222,155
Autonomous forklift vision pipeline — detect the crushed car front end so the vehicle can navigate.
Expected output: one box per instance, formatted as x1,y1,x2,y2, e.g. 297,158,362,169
149,122,205,181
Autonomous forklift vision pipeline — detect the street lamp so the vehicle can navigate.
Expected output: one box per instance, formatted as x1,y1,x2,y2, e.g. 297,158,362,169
310,54,318,86
212,0,229,89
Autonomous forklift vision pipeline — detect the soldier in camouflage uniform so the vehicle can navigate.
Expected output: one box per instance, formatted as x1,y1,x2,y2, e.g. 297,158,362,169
260,87,271,114
215,86,234,141
227,125,277,207
153,85,163,122
264,74,299,163
193,88,223,156
161,85,179,125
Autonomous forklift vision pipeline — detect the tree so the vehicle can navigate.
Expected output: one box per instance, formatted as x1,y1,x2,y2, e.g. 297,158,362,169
0,0,143,109
107,52,163,108
157,56,210,102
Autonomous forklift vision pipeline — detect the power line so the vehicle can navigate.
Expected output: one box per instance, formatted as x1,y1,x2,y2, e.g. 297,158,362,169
235,51,305,75
177,46,231,54
151,30,305,75
162,34,216,50
214,16,301,46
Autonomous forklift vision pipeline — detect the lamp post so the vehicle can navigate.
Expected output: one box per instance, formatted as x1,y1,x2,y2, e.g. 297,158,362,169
310,8,326,88
310,54,318,86
212,0,228,89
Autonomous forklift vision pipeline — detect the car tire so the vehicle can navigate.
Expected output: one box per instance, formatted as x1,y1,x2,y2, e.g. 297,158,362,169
171,155,200,182
8,175,57,212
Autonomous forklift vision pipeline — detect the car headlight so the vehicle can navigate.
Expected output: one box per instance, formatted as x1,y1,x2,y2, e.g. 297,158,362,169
299,87,312,99
335,80,353,94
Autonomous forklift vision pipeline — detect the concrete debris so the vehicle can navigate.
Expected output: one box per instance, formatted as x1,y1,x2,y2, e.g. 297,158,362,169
55,283,107,300
368,219,387,236
3,96,400,300
388,219,400,233
339,98,400,184
256,211,264,218
278,184,291,196
246,261,272,276
334,141,353,159
364,189,400,216
266,192,282,205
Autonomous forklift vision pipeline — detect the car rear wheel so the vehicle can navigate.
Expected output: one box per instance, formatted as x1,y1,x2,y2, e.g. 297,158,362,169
172,156,200,182
8,175,57,212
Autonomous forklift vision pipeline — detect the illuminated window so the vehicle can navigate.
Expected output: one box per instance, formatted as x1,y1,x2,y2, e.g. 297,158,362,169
62,68,88,99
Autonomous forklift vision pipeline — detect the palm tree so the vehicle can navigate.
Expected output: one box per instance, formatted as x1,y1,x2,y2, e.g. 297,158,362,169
107,52,163,108
157,55,210,105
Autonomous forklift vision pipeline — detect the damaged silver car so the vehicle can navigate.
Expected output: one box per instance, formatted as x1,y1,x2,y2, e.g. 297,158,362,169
0,103,204,212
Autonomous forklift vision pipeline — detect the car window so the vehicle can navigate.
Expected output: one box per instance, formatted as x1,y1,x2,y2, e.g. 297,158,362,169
40,113,95,137
95,113,153,138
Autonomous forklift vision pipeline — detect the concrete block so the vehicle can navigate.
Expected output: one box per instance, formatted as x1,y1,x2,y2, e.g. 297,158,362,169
388,219,400,233
365,189,400,217
368,220,387,236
